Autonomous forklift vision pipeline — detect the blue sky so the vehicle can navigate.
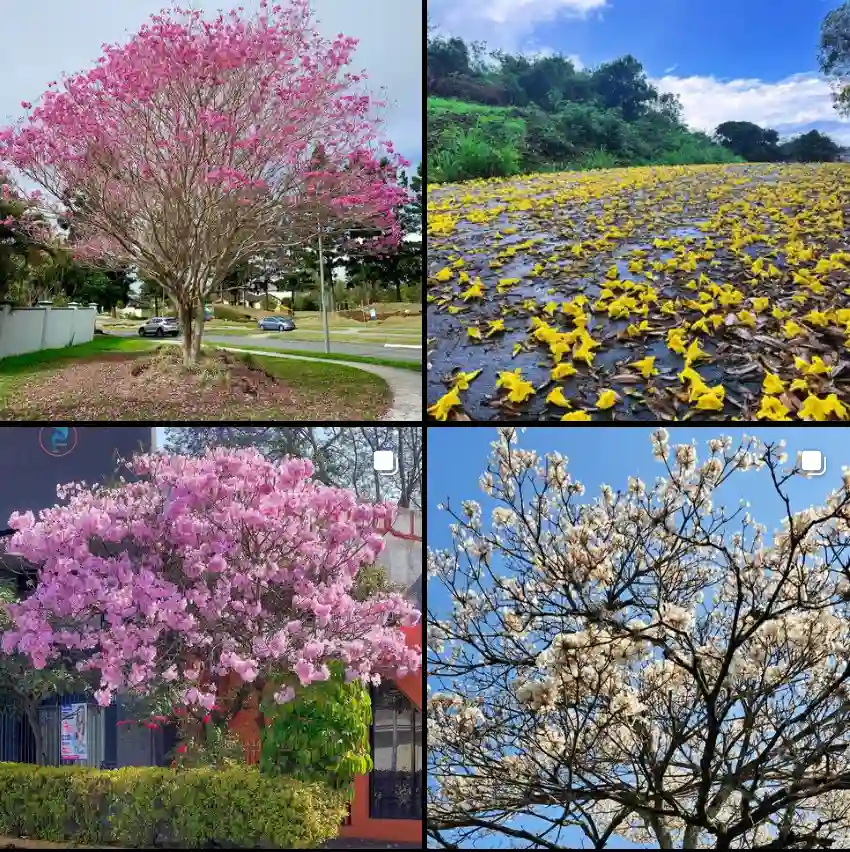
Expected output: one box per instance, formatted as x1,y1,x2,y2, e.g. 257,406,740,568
427,426,850,849
429,0,850,144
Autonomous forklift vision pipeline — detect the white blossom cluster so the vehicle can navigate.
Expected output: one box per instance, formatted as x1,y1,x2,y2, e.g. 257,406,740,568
428,429,850,850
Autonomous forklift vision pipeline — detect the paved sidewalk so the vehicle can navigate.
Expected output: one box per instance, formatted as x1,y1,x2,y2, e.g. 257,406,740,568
204,345,422,422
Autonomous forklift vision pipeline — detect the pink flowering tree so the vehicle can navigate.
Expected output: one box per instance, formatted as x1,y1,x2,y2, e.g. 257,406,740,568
1,447,421,719
0,1,409,364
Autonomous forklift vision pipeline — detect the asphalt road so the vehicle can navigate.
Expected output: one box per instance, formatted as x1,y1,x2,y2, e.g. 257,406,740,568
115,330,422,362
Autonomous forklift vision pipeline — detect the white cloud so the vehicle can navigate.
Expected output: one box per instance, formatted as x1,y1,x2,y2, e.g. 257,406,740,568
430,0,604,51
483,0,607,25
652,71,849,141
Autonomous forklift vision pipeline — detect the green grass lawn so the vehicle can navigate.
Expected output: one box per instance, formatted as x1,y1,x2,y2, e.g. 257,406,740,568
204,341,422,372
0,337,392,420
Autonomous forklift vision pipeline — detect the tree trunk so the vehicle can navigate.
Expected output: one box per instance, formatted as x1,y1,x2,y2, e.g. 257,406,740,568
178,302,198,367
23,701,45,765
191,299,204,364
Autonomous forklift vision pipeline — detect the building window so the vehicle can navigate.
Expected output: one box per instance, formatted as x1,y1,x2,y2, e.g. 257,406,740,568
369,682,422,820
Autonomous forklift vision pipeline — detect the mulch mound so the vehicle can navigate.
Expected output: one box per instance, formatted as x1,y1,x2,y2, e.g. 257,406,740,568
3,346,292,420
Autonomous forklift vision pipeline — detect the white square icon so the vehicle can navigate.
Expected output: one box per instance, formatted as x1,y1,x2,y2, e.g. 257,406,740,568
800,450,826,476
373,450,397,473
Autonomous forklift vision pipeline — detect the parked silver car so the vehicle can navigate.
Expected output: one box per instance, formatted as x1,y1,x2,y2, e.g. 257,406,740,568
138,317,180,337
258,315,296,331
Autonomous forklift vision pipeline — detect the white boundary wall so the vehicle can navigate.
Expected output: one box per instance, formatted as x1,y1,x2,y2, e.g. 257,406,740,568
0,305,97,358
376,507,422,597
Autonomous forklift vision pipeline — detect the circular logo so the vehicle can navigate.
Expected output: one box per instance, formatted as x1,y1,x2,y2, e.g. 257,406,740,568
39,427,78,458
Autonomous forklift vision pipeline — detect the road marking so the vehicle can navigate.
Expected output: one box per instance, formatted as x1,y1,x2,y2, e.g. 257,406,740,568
384,344,421,350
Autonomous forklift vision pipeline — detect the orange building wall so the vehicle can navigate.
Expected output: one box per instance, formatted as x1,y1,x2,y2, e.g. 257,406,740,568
219,622,423,843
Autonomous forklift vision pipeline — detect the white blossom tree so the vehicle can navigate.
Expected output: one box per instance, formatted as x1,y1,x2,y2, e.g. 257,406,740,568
428,428,850,850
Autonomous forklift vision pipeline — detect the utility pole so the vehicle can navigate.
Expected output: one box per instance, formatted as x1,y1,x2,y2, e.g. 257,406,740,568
316,213,331,354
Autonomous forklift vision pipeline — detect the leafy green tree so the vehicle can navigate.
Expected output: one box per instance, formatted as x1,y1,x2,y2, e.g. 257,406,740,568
0,173,56,304
590,56,656,121
427,35,472,83
714,121,781,161
784,129,841,162
820,2,850,114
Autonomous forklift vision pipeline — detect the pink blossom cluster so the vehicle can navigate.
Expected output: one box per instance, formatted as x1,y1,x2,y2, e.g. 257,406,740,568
0,0,409,277
2,448,421,710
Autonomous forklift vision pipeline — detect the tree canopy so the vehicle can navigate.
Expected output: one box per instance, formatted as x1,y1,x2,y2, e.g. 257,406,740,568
0,0,408,364
429,428,850,850
3,447,421,712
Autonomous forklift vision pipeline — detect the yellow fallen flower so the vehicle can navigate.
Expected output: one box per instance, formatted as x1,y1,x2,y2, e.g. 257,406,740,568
756,396,791,420
595,389,619,410
667,329,687,356
684,339,707,367
486,319,506,336
467,326,482,341
460,279,485,301
803,310,830,327
794,356,832,376
433,267,453,283
625,320,650,337
693,385,725,411
679,366,711,402
762,373,785,395
551,362,578,380
506,380,536,404
427,386,462,421
630,356,658,378
453,369,482,391
545,387,572,408
782,320,804,339
825,393,849,420
798,394,849,421
495,368,536,404
561,410,592,421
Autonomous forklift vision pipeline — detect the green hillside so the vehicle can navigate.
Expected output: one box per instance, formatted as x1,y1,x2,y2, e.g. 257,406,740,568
427,93,740,184
426,35,839,183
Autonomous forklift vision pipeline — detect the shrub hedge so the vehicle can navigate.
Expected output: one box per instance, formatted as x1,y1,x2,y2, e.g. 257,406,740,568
212,304,255,322
0,762,349,848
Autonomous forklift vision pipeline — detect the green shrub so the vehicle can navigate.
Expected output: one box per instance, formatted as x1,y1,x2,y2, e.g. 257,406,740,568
294,291,320,311
212,304,253,322
429,125,521,183
0,762,348,849
260,660,373,792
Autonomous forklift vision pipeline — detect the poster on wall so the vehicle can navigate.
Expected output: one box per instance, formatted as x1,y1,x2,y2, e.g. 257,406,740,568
60,703,88,761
